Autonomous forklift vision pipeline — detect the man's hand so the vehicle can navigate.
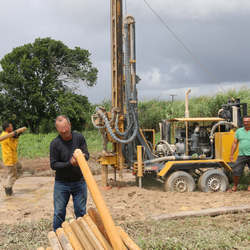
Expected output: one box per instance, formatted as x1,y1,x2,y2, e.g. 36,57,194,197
13,131,19,138
229,154,234,162
70,156,78,166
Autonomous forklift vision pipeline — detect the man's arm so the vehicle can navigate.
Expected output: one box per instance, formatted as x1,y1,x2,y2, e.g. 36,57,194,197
50,141,71,170
230,138,239,162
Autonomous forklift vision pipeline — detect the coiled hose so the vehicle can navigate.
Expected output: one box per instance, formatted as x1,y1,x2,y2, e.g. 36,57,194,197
94,106,138,144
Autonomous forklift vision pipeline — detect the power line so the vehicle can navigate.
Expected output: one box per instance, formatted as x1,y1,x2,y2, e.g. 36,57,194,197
142,0,216,82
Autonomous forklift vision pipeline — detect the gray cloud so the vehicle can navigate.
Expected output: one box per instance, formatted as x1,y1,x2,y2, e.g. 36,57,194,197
0,0,249,103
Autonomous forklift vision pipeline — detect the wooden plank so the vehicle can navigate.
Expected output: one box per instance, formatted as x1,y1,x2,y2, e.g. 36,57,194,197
0,127,27,142
77,217,104,250
84,214,113,250
56,228,73,250
70,219,94,250
152,205,250,220
62,221,84,250
47,231,62,250
74,149,126,250
87,207,110,243
117,226,140,250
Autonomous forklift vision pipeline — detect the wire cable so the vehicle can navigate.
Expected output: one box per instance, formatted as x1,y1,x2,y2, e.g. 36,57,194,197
143,0,217,82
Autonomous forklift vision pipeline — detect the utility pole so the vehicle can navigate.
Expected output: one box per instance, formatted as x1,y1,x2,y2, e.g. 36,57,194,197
169,94,177,118
170,94,177,103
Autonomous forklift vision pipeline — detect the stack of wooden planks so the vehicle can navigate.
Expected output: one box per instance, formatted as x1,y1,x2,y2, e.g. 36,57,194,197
37,207,139,250
37,149,140,250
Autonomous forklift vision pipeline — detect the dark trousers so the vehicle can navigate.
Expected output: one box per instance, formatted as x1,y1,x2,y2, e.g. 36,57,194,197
53,180,87,231
232,155,250,176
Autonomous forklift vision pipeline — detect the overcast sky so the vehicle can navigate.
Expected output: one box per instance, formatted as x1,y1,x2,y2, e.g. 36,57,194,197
0,0,250,103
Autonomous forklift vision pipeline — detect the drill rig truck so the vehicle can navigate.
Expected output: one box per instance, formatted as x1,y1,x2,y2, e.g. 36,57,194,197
92,0,247,192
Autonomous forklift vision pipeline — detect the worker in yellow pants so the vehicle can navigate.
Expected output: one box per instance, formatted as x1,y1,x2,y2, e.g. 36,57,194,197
0,122,23,196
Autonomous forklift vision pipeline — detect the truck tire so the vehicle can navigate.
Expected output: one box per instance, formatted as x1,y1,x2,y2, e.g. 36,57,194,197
198,169,229,192
164,171,195,192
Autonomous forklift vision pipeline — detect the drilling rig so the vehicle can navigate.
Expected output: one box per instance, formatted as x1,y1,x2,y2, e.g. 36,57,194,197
92,0,155,186
92,0,248,192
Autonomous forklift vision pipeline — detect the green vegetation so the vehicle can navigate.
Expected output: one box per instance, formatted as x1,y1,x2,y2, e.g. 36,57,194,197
138,87,250,130
0,37,98,133
0,130,103,159
16,132,57,159
126,213,250,249
0,219,50,250
0,214,249,249
0,87,248,159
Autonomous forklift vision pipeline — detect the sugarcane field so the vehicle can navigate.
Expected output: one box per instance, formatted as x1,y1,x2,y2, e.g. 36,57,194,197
0,0,250,249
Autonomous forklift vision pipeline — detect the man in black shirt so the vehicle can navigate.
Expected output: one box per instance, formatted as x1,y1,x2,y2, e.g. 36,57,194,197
50,115,89,231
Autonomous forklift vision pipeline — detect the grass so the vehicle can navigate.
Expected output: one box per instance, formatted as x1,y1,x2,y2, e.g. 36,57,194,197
17,132,57,158
123,213,250,249
0,130,104,159
0,214,249,249
0,219,51,250
0,129,156,159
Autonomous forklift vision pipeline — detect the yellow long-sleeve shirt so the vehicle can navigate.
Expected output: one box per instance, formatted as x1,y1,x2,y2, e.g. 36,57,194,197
0,131,18,166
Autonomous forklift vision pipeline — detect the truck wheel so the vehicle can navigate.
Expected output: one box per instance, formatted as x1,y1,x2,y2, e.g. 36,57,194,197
164,171,195,192
198,169,229,192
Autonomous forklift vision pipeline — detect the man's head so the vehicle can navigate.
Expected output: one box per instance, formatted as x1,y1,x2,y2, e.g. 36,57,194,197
243,116,250,131
2,122,13,133
55,115,72,141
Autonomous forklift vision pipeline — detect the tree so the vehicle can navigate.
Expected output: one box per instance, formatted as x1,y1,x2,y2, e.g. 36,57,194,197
57,92,94,131
0,37,98,133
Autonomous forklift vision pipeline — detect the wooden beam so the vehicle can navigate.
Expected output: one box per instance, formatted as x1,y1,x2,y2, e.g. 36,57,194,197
0,127,27,142
84,214,113,250
152,205,250,220
62,221,83,250
88,207,110,243
74,149,126,250
70,219,94,250
56,228,73,250
77,217,104,250
117,226,140,250
47,231,62,250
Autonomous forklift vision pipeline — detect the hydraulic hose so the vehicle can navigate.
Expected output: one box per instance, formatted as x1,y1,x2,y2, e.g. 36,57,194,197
91,106,118,129
91,114,105,129
96,107,138,144
209,121,236,143
114,108,134,136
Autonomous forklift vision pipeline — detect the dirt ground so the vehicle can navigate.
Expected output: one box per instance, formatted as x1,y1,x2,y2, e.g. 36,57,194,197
0,156,249,226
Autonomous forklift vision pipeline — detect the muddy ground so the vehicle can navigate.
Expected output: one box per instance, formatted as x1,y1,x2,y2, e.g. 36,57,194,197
0,156,249,226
